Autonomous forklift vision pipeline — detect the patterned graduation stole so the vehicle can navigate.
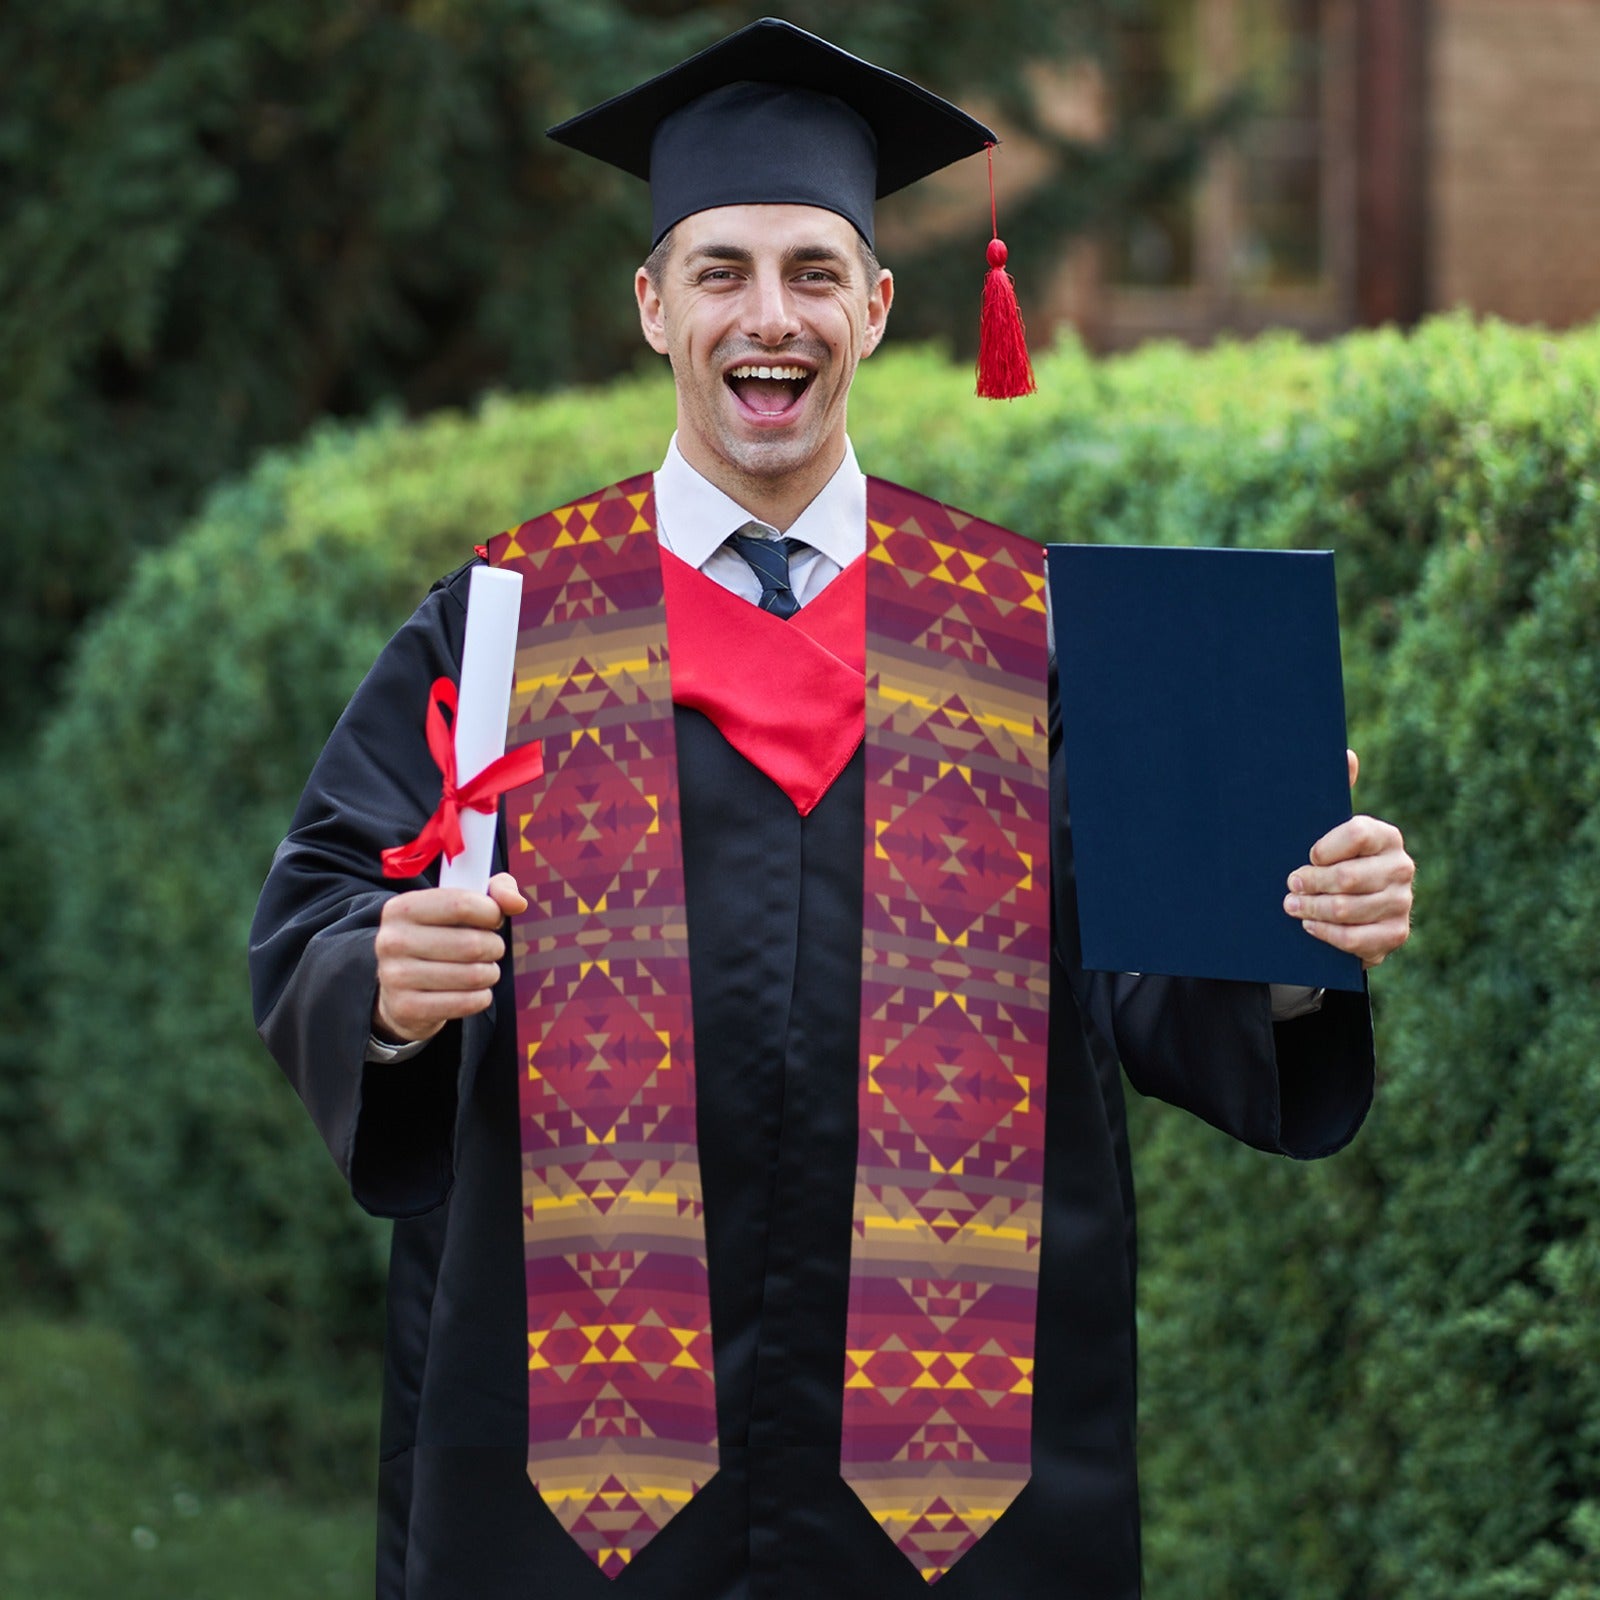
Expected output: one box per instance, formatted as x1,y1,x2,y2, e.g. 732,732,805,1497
847,484,1051,1581
488,476,1050,1584
490,476,710,1579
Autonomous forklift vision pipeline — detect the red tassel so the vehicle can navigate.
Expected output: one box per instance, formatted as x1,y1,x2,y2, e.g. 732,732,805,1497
976,145,1036,399
978,239,1036,399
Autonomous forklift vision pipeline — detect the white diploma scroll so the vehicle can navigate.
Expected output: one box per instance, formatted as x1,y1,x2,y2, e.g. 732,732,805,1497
438,565,524,893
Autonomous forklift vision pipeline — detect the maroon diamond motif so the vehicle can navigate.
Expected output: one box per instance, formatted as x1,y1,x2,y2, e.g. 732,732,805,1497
523,735,656,907
534,968,669,1140
873,997,1025,1171
876,763,1028,939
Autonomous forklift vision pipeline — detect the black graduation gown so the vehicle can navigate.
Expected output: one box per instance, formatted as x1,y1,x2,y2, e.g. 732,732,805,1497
250,559,1374,1600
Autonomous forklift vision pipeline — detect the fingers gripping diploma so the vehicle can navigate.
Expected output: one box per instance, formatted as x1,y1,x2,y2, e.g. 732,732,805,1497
1284,750,1415,969
372,871,529,1044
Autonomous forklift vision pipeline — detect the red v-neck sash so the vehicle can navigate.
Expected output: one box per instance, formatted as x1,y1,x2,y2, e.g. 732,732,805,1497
661,547,865,815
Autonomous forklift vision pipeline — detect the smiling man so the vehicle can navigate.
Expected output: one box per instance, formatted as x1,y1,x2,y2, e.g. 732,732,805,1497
250,19,1413,1600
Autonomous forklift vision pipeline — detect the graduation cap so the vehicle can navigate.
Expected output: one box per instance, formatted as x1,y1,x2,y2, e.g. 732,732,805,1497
548,16,1036,397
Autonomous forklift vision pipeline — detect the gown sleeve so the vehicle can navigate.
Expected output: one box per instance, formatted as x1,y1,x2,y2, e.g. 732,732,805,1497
1047,658,1375,1160
248,561,501,1216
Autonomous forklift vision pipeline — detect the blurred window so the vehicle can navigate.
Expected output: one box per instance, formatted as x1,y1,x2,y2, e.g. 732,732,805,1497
1103,0,1355,342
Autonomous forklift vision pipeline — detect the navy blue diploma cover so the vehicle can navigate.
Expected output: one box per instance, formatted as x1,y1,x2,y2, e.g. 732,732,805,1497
1048,544,1364,993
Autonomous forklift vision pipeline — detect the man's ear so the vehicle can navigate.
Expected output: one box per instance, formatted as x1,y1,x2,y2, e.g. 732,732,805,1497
861,268,894,358
636,267,670,355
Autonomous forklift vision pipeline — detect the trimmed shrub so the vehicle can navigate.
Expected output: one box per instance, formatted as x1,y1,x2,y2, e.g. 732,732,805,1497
35,318,1600,1600
1124,322,1600,1600
34,379,674,1479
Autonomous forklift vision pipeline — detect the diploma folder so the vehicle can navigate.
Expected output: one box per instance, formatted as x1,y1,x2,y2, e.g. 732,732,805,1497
1047,543,1364,993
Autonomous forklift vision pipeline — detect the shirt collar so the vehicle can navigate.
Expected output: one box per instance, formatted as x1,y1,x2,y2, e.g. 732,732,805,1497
654,434,866,570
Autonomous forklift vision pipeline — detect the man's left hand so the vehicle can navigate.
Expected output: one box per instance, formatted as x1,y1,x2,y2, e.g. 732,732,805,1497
1284,750,1415,969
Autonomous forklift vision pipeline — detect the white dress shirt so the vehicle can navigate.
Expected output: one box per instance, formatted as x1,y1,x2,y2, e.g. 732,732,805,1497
652,433,864,603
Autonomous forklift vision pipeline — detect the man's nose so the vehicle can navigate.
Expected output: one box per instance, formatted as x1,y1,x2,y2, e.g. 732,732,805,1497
745,272,801,346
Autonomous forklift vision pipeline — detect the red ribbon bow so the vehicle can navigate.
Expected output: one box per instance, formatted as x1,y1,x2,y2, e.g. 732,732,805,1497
381,677,545,879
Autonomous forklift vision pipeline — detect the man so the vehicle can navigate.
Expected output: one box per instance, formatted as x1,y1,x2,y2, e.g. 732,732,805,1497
250,19,1414,1600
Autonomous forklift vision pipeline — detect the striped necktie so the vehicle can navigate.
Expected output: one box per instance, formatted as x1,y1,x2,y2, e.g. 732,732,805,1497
726,524,807,618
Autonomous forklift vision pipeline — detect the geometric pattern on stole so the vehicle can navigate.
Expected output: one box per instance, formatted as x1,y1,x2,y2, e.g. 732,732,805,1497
845,479,1052,1583
488,475,716,1580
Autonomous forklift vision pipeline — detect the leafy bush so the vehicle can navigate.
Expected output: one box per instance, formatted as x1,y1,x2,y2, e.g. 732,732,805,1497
1120,322,1600,1600
35,316,1600,1600
34,378,674,1480
0,1315,369,1598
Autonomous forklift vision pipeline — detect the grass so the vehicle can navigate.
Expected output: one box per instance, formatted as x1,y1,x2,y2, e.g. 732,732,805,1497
0,1315,371,1598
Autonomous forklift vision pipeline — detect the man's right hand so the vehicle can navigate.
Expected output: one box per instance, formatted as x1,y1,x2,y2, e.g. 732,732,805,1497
372,871,529,1045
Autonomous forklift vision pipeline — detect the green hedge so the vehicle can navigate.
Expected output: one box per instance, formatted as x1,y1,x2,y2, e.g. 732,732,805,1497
32,378,674,1480
1121,325,1600,1600
34,319,1600,1597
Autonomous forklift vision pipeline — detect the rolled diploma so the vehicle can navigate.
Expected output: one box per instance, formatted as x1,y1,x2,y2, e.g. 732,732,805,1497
438,565,524,893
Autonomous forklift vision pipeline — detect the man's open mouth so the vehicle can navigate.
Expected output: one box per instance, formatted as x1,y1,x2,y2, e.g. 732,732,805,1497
726,363,813,417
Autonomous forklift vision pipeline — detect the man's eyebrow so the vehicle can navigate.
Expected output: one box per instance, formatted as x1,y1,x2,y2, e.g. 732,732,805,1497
782,243,852,271
683,243,755,267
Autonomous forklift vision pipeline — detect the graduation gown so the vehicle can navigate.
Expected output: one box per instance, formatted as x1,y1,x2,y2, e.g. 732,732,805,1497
250,554,1374,1600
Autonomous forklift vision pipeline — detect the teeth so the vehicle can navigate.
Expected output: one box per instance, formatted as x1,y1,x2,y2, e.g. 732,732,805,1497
728,365,809,381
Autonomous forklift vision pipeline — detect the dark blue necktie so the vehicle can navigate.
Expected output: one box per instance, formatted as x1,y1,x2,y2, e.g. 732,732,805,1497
726,526,808,619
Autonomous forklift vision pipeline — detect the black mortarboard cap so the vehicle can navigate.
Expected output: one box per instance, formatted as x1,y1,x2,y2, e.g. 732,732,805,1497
547,17,998,248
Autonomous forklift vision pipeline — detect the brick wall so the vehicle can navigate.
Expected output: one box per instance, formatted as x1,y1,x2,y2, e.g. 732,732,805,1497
1431,0,1600,327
